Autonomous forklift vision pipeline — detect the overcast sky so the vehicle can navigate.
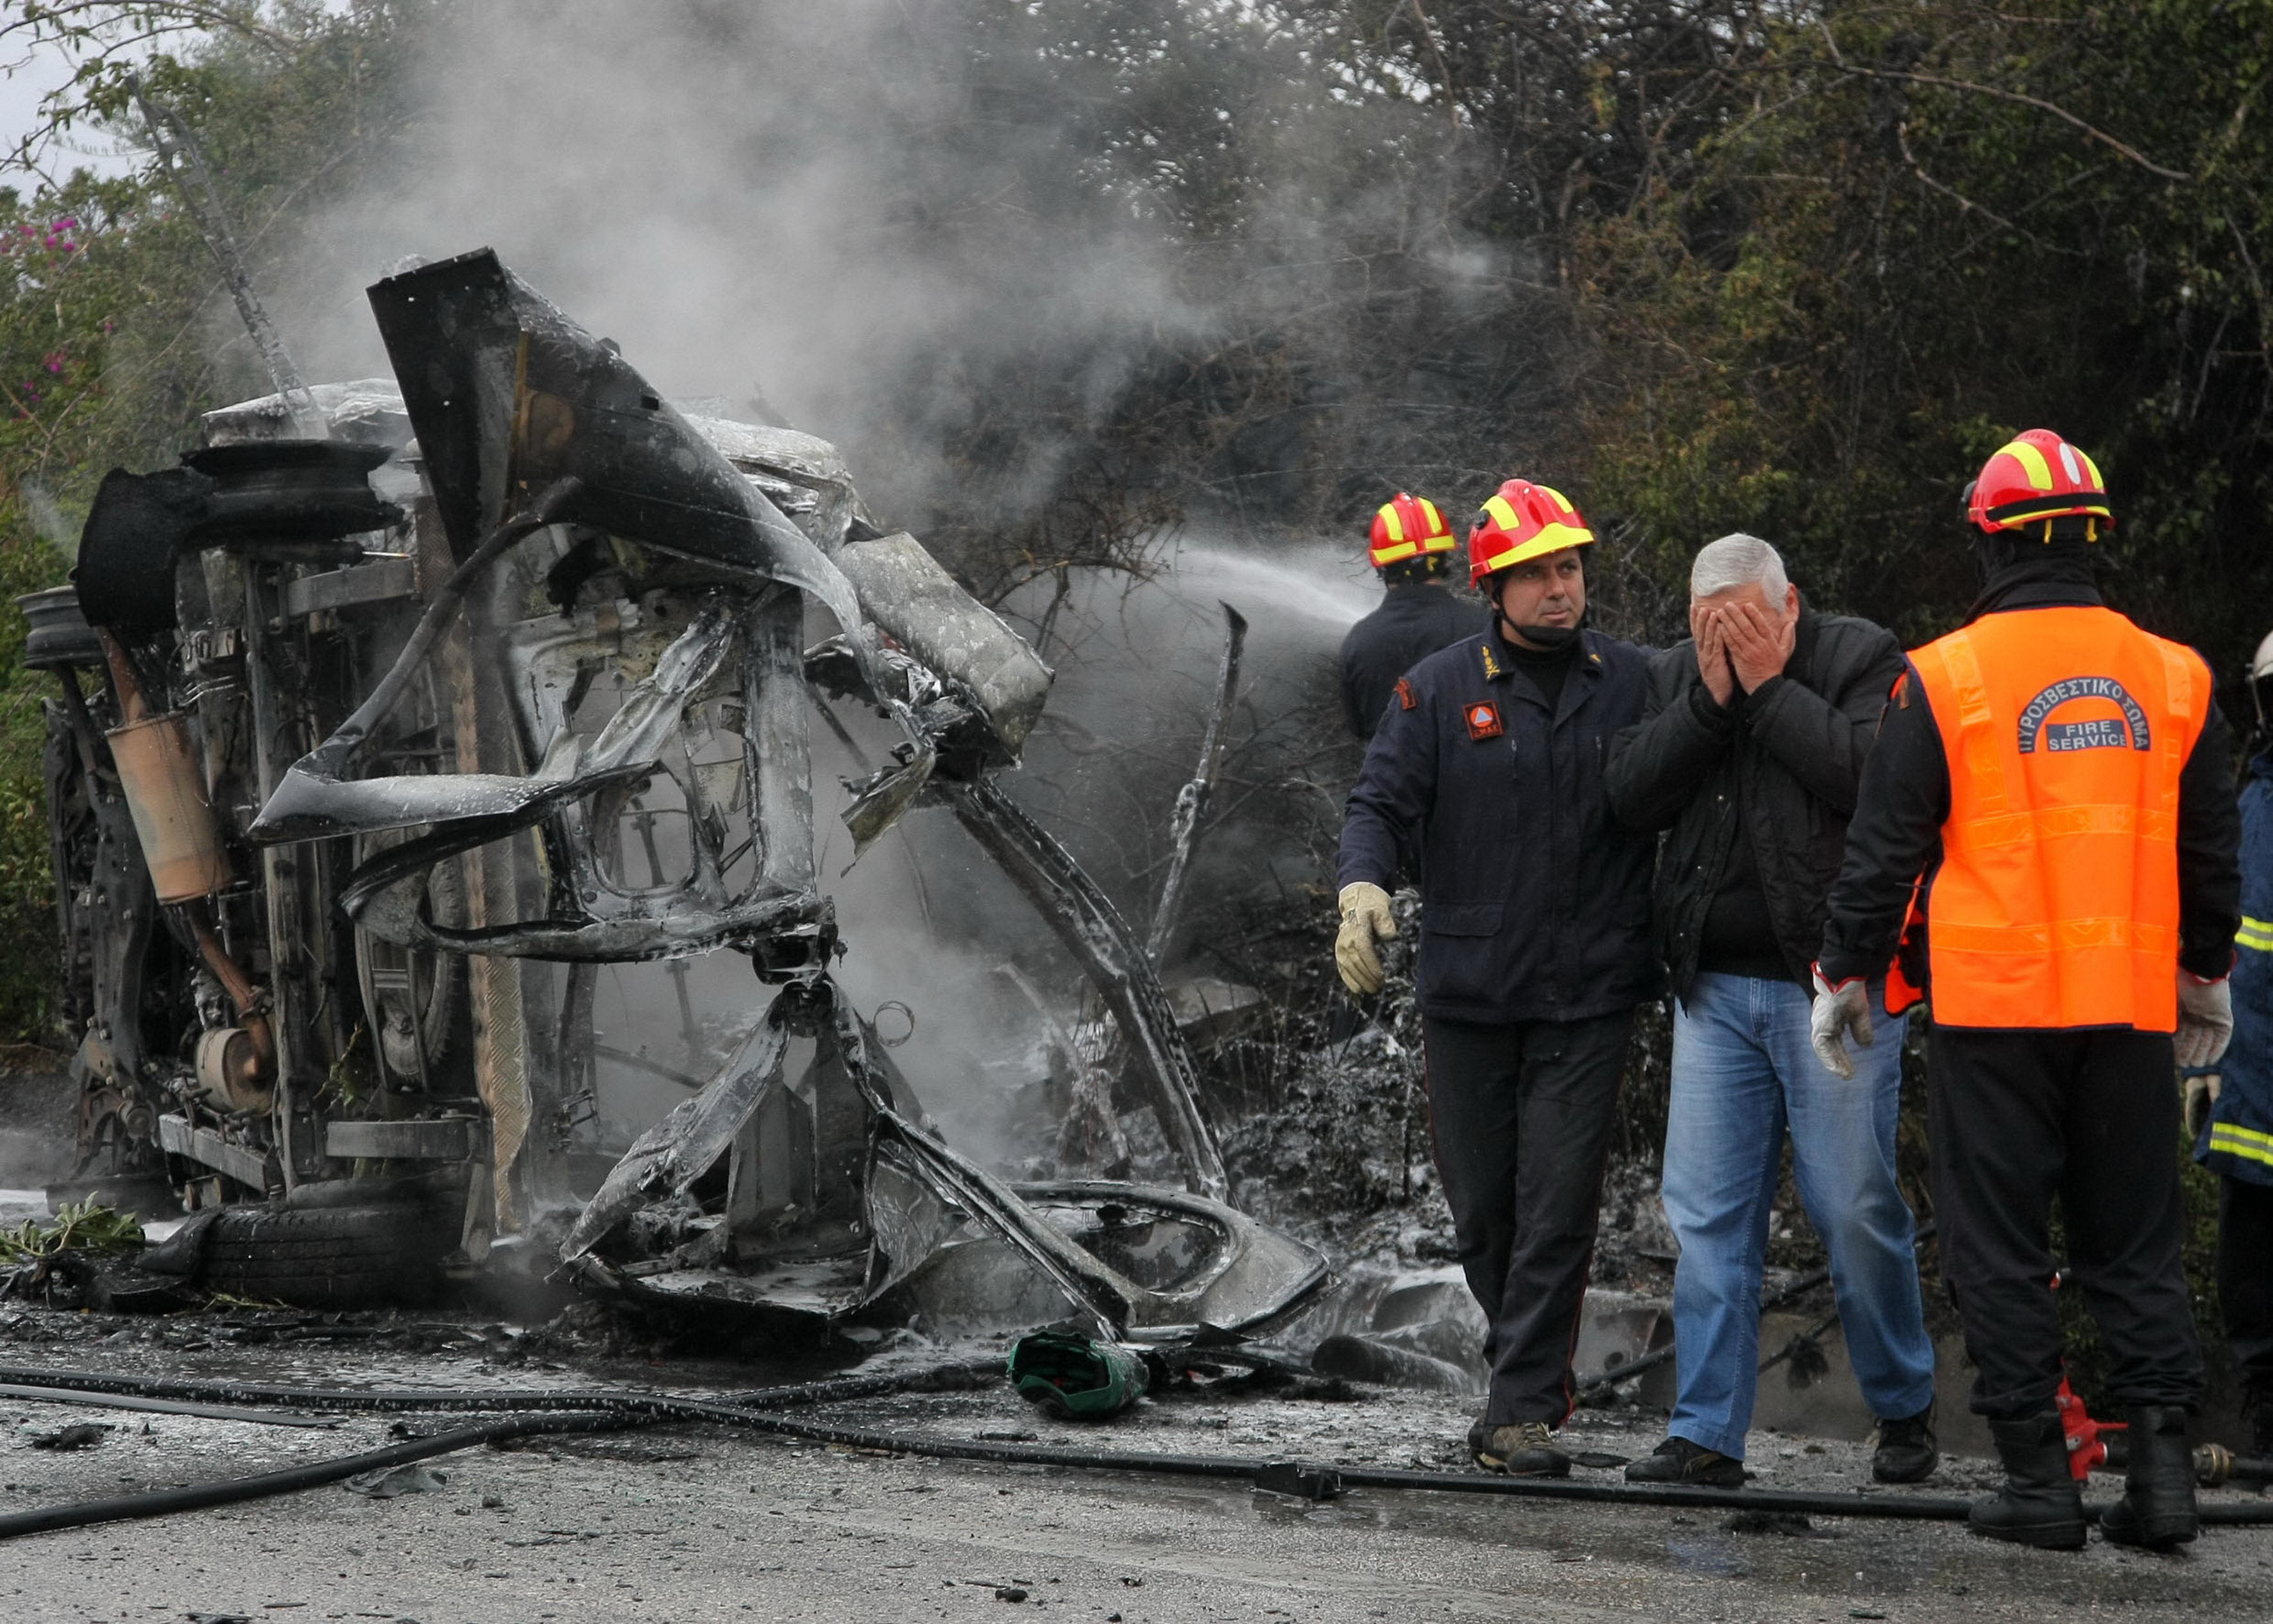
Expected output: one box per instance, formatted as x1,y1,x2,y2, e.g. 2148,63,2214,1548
1,31,148,186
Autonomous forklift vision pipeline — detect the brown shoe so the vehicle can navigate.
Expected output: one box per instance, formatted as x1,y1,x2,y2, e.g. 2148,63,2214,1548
1472,1420,1572,1476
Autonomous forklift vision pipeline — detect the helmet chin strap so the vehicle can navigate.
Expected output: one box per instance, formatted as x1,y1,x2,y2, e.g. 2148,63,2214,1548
1486,573,1586,650
1508,620,1581,649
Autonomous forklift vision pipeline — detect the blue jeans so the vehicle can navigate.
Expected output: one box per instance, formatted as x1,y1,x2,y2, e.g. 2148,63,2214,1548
1662,973,1937,1459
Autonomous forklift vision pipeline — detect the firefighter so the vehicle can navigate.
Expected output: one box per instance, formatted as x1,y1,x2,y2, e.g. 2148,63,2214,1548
2191,629,2273,1458
1338,492,1490,739
1812,430,2241,1551
1336,479,1658,1476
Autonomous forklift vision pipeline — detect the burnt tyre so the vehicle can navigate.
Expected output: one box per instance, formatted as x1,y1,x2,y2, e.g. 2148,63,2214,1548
198,1203,456,1309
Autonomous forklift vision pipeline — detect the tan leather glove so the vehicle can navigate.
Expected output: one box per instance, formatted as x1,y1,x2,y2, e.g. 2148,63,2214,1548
1809,965,1875,1081
1335,882,1397,997
2176,973,2235,1069
2183,1070,2222,1140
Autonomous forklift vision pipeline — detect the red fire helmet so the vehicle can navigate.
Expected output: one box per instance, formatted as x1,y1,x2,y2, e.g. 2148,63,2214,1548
1967,430,2114,534
1468,479,1595,588
1368,493,1458,568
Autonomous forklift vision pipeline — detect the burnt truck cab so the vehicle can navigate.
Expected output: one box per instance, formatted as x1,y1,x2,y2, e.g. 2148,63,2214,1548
21,250,1325,1346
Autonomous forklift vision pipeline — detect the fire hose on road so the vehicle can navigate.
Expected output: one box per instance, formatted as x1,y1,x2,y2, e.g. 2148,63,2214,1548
0,1361,2269,1539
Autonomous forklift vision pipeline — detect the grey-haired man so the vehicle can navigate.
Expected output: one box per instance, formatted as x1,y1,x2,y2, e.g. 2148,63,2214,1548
1605,535,1939,1487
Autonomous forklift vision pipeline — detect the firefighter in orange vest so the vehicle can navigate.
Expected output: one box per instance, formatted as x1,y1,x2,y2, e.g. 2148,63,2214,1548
1811,430,2242,1552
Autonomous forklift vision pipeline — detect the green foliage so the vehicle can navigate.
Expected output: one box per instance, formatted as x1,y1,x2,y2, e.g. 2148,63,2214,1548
1529,1,2273,670
0,3,423,1039
0,1197,143,1264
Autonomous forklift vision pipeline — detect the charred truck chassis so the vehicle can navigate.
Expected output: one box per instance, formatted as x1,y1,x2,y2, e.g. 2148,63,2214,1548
21,250,1324,1344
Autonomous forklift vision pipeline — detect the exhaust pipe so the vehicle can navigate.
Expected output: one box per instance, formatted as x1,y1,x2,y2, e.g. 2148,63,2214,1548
92,631,273,1108
97,631,232,905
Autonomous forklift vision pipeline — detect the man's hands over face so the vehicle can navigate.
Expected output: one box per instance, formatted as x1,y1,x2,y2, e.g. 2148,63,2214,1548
1717,598,1797,693
1690,602,1737,706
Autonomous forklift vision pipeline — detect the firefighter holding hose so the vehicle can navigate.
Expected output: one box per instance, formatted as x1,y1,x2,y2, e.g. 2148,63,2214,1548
1339,493,1490,740
1812,431,2242,1550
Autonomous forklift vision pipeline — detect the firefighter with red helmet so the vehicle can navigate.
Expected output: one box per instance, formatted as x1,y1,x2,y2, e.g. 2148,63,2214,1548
1813,430,2242,1550
1336,479,1659,1476
1339,493,1490,739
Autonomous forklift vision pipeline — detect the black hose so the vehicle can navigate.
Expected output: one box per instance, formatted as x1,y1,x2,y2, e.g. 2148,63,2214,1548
0,1382,339,1430
0,1411,632,1540
0,1361,992,1417
677,1407,2273,1525
5,1360,2270,1532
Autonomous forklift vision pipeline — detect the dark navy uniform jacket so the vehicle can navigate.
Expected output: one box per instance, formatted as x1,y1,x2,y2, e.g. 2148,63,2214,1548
2201,748,2273,1187
1336,625,1663,1025
1338,584,1492,738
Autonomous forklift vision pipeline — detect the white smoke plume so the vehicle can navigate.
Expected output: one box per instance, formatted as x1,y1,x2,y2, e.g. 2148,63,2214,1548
252,1,1528,1165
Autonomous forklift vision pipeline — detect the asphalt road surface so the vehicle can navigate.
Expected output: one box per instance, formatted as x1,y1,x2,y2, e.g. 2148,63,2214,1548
0,1321,2264,1624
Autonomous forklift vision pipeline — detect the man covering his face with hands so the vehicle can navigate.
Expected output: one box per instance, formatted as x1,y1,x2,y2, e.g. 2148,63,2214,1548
1605,534,1939,1489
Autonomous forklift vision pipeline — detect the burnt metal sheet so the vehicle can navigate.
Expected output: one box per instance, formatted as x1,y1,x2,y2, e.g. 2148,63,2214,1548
246,477,583,845
942,779,1227,1200
362,250,889,718
156,1113,278,1193
559,1006,792,1263
832,532,1052,764
281,557,418,618
323,1117,486,1161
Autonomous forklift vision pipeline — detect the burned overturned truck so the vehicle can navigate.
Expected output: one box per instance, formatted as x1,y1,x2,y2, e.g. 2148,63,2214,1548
19,248,1324,1343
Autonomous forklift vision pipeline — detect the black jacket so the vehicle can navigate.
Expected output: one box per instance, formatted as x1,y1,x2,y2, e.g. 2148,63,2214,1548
1818,572,2241,997
1605,609,1903,1003
1339,584,1492,738
1337,625,1661,1024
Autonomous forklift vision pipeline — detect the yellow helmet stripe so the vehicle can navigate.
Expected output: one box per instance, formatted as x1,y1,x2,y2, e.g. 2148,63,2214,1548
1483,494,1523,531
1479,521,1596,574
2000,438,2054,493
1379,505,1404,543
1372,538,1419,564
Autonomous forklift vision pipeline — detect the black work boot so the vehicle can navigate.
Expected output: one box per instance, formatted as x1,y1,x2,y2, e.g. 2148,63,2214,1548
2248,1389,2273,1462
1471,1420,1572,1477
1871,1401,1939,1484
1623,1435,1745,1487
1970,1410,2086,1550
2098,1405,2199,1549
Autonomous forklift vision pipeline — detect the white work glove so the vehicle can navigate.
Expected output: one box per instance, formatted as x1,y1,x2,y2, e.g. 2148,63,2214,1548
2175,973,2235,1069
1335,881,1397,997
2183,1070,2222,1140
1809,965,1875,1081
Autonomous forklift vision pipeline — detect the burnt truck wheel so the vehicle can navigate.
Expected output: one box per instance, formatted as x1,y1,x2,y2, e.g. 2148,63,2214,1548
198,1204,454,1309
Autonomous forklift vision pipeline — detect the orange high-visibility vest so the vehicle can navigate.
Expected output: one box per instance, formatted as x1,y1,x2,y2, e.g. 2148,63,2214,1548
1909,605,2209,1031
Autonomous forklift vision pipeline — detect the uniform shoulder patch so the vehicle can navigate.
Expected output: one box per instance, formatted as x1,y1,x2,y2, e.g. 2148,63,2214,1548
1395,677,1417,711
1464,700,1503,741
